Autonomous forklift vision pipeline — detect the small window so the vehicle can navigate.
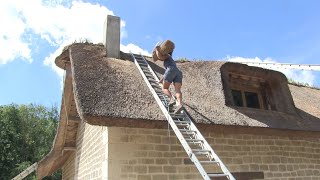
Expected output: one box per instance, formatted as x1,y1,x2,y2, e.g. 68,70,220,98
231,90,261,109
245,92,260,109
231,90,243,106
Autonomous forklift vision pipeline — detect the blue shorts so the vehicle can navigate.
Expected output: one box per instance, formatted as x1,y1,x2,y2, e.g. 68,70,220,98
163,67,183,83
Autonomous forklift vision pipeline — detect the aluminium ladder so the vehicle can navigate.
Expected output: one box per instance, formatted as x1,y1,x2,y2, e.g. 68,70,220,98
130,53,235,180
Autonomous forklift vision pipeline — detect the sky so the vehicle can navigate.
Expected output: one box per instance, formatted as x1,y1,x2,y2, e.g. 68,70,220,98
1,0,320,108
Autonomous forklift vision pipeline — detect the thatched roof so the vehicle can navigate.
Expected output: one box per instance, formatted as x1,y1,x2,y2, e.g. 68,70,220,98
36,43,320,179
68,43,320,130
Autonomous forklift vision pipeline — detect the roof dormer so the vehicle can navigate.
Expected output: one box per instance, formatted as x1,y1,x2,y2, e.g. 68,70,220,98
221,62,297,115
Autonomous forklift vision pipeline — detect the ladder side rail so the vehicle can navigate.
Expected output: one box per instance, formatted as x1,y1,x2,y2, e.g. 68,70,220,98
12,163,38,180
130,53,213,180
139,54,161,82
130,53,164,108
164,115,213,180
183,113,236,180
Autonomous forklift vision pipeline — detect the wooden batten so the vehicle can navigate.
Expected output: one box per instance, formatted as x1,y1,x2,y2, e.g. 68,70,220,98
63,146,76,151
67,116,81,124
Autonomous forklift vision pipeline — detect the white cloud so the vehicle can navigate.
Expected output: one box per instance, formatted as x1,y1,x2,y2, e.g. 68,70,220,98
0,0,32,64
120,43,151,56
282,69,315,85
225,56,317,86
120,20,128,40
1,0,150,82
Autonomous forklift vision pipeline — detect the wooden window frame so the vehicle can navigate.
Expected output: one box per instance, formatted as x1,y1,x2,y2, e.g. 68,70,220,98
231,88,264,109
229,73,266,110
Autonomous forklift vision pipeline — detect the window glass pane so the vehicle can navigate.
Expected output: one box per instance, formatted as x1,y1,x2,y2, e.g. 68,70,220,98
245,92,260,109
231,90,243,107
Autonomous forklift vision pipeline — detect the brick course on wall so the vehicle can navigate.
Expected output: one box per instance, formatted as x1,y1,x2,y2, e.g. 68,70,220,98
63,122,320,180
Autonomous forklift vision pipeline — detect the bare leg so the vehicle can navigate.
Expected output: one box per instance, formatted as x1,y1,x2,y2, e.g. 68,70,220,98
173,82,182,106
162,81,172,101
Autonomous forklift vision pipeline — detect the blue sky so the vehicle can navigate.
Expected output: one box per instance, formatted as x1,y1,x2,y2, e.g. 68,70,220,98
1,0,320,108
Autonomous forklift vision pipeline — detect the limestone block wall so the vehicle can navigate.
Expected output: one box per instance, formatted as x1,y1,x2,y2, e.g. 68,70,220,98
108,126,320,180
62,152,76,180
62,122,320,180
62,121,109,179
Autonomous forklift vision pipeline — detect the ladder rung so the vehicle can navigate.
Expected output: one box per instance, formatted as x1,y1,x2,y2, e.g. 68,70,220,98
159,96,166,99
135,57,144,60
152,86,161,89
174,122,189,125
200,160,219,164
179,129,196,132
173,120,189,123
139,63,148,67
185,138,203,142
135,55,143,58
146,78,155,81
148,79,158,83
137,61,146,65
170,114,185,118
148,78,157,82
193,150,210,155
154,89,162,92
149,81,159,86
175,123,189,126
192,149,210,152
147,78,157,82
207,173,228,177
181,132,196,135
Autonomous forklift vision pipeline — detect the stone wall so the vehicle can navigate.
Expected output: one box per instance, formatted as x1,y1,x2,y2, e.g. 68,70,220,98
62,121,108,179
62,122,320,180
62,152,76,180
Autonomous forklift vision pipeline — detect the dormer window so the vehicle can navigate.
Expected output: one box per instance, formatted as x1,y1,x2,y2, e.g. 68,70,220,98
221,62,298,115
229,73,267,109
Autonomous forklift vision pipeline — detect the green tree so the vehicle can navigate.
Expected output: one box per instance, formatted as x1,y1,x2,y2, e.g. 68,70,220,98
0,104,60,180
